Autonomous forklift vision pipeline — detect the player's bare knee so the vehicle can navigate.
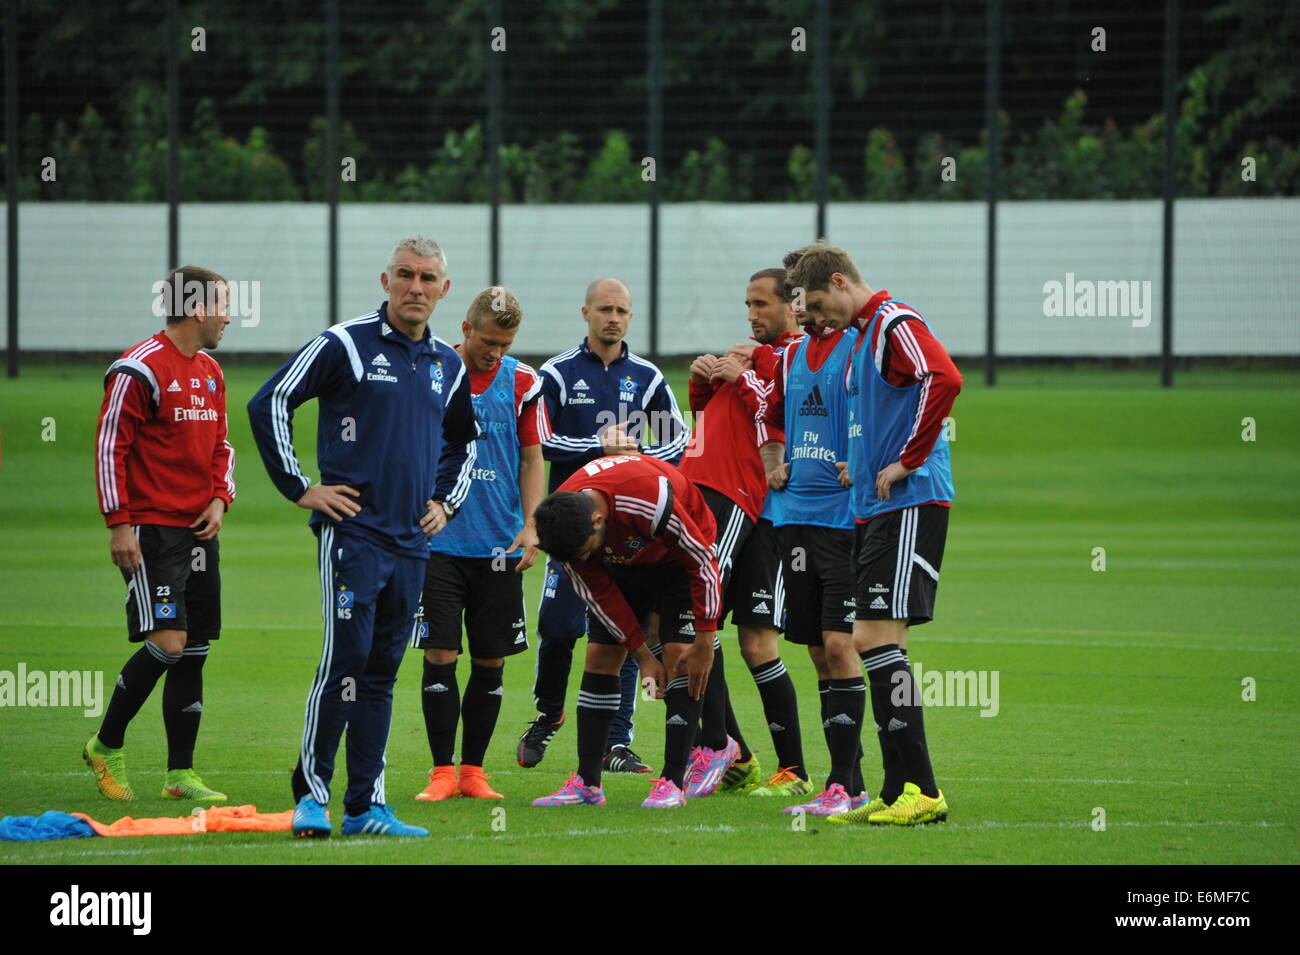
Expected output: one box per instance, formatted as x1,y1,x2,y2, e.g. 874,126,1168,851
824,633,858,677
854,618,905,649
585,643,625,676
472,657,504,668
424,647,458,665
147,629,187,658
737,627,777,668
807,646,830,680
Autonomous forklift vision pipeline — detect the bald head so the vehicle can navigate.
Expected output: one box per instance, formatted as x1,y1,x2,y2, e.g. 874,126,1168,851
585,277,631,307
582,278,633,350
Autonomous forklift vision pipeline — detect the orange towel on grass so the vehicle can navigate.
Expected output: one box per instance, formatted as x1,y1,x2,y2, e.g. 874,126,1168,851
70,804,295,837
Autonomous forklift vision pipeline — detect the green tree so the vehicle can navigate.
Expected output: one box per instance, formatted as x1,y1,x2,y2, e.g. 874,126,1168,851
577,131,646,202
863,127,907,201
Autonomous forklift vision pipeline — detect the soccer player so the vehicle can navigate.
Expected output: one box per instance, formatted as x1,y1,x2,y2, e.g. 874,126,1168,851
753,284,870,816
529,453,719,808
87,265,235,803
677,267,810,798
248,236,479,838
411,287,543,801
784,242,961,826
521,278,689,774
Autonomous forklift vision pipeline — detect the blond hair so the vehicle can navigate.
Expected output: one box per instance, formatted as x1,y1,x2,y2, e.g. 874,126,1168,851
466,286,522,330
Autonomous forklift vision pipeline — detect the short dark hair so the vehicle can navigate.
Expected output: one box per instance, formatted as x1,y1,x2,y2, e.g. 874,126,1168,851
748,267,790,302
160,265,228,324
534,491,597,562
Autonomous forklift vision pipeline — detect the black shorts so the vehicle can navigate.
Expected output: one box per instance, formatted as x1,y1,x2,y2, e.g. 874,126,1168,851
726,517,785,631
780,524,856,645
699,485,756,615
411,552,528,658
586,564,699,647
120,525,220,643
854,504,949,626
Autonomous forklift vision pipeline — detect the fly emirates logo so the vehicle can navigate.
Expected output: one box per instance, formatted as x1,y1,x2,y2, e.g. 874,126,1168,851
174,394,219,421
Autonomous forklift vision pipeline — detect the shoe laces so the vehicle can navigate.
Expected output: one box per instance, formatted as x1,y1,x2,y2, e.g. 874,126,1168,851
647,777,678,798
686,747,710,784
559,772,587,795
814,785,847,808
762,767,799,788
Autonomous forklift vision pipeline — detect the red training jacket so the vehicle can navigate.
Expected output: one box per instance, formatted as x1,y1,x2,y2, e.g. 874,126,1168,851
95,332,235,527
555,454,720,650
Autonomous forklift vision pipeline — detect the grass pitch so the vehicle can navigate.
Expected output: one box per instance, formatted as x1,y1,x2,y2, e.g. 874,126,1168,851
1,361,1296,864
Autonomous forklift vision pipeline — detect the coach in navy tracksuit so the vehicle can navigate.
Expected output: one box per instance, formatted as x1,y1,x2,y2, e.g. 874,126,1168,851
517,278,688,773
248,237,478,838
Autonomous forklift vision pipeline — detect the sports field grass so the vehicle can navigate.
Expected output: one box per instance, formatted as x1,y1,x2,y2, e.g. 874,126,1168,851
1,361,1296,864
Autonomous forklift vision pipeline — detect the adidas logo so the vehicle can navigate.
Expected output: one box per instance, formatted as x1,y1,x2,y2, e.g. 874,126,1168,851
181,701,204,713
489,686,504,696
887,717,908,732
799,384,828,416
753,600,770,614
372,352,390,366
825,713,856,726
167,379,181,392
424,683,450,693
666,714,688,726
514,633,527,644
768,722,786,732
678,623,694,635
573,378,589,389
870,596,888,610
116,675,126,689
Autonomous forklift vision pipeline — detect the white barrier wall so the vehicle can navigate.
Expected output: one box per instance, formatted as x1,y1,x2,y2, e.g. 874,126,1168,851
3,198,1297,356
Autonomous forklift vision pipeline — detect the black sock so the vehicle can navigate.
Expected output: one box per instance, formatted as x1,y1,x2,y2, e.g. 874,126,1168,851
163,647,207,770
817,678,832,775
698,638,729,750
421,659,460,766
863,644,937,798
825,677,866,790
751,658,805,779
663,675,705,787
725,698,752,762
577,671,620,787
852,742,866,796
98,642,179,749
460,661,503,767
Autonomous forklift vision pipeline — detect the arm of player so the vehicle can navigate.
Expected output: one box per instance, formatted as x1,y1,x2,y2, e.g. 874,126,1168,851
96,370,148,529
247,332,362,519
535,366,603,463
561,558,650,651
761,440,790,490
511,443,544,571
96,370,148,570
688,355,719,414
197,375,235,540
878,319,963,498
637,373,689,464
430,360,481,524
